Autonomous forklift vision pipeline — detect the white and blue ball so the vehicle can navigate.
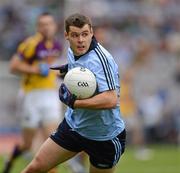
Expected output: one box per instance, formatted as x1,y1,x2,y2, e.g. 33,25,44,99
64,67,97,99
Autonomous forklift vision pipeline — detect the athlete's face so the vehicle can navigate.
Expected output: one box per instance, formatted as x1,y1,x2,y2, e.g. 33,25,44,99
65,24,93,56
37,15,57,39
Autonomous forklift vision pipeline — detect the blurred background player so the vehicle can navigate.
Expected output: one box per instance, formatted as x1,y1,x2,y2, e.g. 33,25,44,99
1,12,62,173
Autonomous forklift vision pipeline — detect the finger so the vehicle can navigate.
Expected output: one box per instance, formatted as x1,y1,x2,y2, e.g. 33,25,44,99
60,86,65,94
50,66,61,70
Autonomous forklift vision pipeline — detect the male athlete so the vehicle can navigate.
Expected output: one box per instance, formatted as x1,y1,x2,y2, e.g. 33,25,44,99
21,13,126,173
2,12,62,173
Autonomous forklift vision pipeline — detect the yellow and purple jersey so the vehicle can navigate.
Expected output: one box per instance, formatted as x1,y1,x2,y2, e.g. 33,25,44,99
17,33,62,93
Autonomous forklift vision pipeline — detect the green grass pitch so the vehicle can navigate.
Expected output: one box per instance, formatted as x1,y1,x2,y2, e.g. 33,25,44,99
0,145,179,173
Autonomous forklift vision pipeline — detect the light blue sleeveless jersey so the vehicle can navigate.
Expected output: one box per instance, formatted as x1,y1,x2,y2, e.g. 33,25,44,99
65,37,125,141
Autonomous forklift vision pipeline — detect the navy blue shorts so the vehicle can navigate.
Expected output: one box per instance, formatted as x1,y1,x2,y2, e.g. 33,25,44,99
50,119,126,169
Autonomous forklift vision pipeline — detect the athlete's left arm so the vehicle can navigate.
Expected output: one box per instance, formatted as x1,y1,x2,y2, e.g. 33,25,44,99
74,90,118,109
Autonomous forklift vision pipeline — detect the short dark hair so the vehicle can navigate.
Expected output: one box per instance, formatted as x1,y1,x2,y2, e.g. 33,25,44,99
65,13,92,33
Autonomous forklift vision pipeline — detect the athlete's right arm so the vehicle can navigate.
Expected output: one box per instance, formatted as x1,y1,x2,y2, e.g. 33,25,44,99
9,54,40,75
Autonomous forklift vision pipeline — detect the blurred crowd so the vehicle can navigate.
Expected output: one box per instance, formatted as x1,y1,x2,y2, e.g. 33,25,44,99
0,0,179,147
0,0,64,59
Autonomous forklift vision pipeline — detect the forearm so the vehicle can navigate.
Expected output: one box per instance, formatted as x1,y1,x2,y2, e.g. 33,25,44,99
9,55,39,75
11,62,38,75
73,90,118,109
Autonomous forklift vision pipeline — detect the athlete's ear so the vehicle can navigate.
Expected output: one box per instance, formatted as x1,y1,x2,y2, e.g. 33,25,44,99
64,31,69,40
90,27,93,37
90,27,93,34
